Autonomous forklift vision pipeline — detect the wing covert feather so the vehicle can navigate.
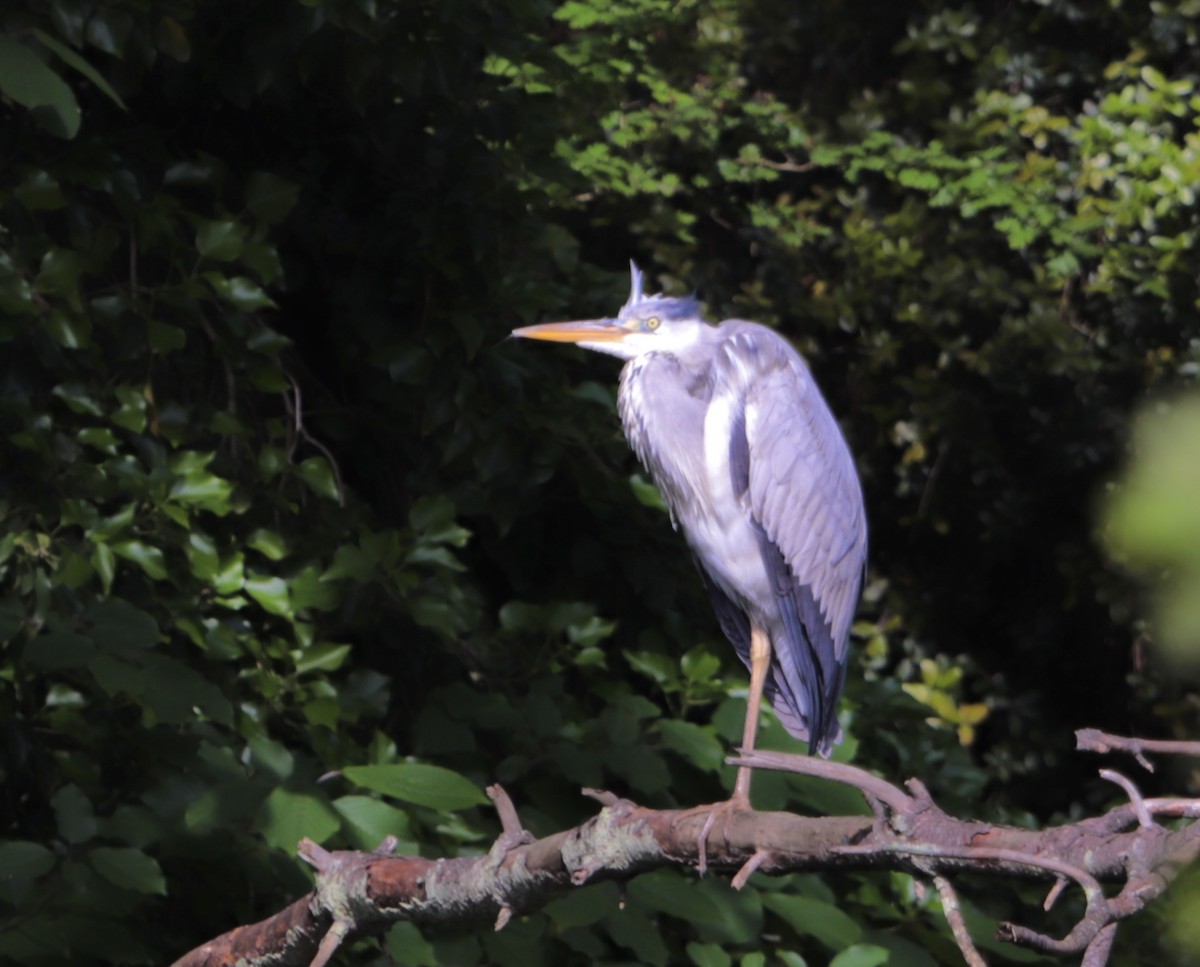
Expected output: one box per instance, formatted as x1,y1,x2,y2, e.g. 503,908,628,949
740,339,866,654
714,322,867,750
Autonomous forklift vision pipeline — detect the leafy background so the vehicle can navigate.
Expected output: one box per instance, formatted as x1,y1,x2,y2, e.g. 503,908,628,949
2,0,1199,964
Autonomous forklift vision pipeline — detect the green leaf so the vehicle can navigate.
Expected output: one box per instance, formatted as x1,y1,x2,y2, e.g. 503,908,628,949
186,531,221,580
653,719,725,772
25,631,94,671
169,469,234,514
87,847,167,895
148,319,186,352
87,598,160,653
31,28,127,110
545,882,619,929
408,494,457,532
44,309,91,348
0,598,24,642
247,529,288,560
629,869,724,924
52,785,97,844
761,894,864,950
15,169,65,209
629,473,667,512
247,734,295,780
0,841,55,880
195,219,244,261
322,544,376,582
91,542,115,595
0,841,56,905
244,574,291,617
897,167,940,191
90,503,136,542
289,565,340,612
0,35,81,138
332,795,415,851
294,642,352,674
111,541,168,580
605,907,669,966
624,649,678,688
77,427,119,454
828,945,890,967
204,272,276,309
681,646,721,682
246,172,300,224
688,942,732,967
155,16,191,61
256,787,341,852
297,456,341,501
37,249,86,304
387,923,438,967
56,549,93,588
858,933,936,967
111,385,148,432
213,553,244,595
343,763,488,810
52,381,103,415
258,445,287,479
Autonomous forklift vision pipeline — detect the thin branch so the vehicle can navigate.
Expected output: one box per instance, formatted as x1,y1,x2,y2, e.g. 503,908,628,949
728,747,914,814
1099,769,1153,829
1087,797,1200,837
731,848,772,891
1076,728,1200,770
280,369,347,506
833,840,1105,907
934,875,988,967
1082,922,1118,967
917,442,951,520
738,155,816,174
1043,877,1068,911
309,920,349,967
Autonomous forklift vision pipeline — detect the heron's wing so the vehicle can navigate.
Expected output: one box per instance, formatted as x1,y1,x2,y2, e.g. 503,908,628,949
699,568,813,742
719,323,867,752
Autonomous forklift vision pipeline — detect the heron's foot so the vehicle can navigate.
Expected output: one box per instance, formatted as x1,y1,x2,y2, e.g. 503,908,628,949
678,791,751,877
485,784,535,868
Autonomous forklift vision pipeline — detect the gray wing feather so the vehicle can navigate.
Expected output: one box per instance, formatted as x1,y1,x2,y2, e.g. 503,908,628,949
738,329,866,650
717,322,867,752
699,567,812,742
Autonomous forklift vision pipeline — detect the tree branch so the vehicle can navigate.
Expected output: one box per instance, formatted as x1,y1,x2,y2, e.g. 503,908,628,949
172,734,1200,967
1076,728,1200,771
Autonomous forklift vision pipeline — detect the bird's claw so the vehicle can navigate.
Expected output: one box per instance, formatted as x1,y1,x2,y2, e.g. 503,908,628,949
682,795,750,876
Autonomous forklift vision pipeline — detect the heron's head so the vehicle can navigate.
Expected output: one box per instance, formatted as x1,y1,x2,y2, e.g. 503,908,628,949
512,262,709,361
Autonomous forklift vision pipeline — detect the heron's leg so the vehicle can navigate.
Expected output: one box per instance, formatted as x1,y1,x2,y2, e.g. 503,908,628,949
691,623,771,875
732,623,771,806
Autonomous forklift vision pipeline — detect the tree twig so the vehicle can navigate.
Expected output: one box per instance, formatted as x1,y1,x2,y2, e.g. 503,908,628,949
934,875,988,967
1099,769,1153,828
727,747,914,814
1076,728,1200,771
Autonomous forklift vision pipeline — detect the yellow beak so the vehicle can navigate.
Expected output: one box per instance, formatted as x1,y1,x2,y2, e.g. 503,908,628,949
511,319,630,343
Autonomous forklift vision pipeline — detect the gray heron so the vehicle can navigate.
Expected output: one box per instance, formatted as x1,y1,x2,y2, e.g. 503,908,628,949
514,263,866,814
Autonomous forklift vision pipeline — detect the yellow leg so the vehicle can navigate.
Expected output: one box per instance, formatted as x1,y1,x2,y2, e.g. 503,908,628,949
732,623,771,806
692,623,772,874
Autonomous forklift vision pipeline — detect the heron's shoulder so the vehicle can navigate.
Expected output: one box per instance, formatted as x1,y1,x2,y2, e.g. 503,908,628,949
712,319,809,379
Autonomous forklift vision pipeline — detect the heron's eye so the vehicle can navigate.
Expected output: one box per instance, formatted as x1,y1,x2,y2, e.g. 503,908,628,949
645,317,661,331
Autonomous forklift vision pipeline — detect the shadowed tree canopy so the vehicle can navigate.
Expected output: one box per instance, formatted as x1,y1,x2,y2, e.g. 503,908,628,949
2,1,1199,964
